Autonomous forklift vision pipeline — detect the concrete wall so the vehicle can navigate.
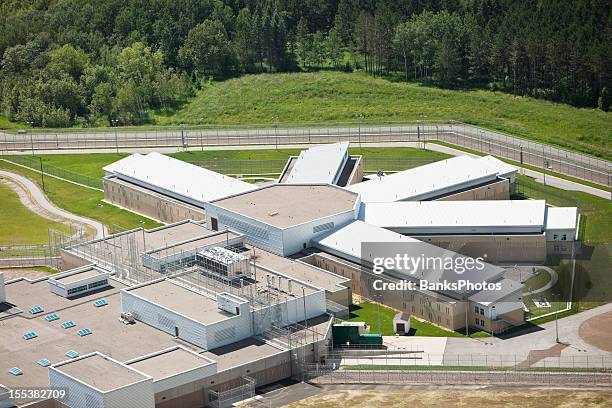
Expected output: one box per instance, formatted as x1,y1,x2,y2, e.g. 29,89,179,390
60,250,91,271
347,156,364,186
282,210,357,256
104,177,205,224
416,234,547,264
437,178,510,201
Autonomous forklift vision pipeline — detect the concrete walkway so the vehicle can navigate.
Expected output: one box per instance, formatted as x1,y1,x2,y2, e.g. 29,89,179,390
444,302,612,359
0,169,105,239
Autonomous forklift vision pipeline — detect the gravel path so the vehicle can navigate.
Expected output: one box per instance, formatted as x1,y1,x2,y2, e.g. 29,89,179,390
0,169,105,239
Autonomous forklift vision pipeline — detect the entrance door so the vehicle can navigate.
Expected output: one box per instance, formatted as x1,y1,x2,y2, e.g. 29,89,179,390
211,217,218,231
174,326,179,337
396,323,405,333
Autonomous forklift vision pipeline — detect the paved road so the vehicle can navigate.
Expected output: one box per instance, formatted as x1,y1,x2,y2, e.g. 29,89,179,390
0,169,105,239
2,123,610,186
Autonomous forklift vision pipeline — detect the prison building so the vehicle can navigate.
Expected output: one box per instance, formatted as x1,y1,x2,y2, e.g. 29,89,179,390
346,155,516,203
121,277,326,350
48,265,111,298
278,142,363,186
103,152,254,223
49,352,156,408
358,200,579,263
310,220,525,333
203,184,360,256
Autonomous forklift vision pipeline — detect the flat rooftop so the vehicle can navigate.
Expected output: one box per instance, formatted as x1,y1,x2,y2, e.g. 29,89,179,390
202,338,285,371
251,245,349,292
347,155,500,202
53,353,148,392
545,207,579,230
211,184,358,228
285,142,349,184
54,267,107,285
127,347,215,380
108,152,254,205
147,231,240,258
143,221,212,251
1,278,196,399
126,280,234,324
359,200,547,234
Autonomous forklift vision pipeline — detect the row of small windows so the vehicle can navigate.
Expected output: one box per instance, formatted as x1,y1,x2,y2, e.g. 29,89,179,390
67,279,108,295
475,318,485,326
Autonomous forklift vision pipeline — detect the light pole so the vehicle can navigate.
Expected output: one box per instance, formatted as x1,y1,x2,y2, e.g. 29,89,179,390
180,123,186,149
26,121,34,156
272,116,279,150
356,113,364,150
554,292,560,343
490,305,496,336
111,119,119,153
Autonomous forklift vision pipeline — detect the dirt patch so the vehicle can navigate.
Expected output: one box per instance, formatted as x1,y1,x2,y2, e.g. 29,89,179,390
285,389,612,408
1,269,50,280
579,311,612,352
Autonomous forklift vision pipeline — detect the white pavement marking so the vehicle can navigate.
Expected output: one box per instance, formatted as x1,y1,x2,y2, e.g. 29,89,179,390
0,169,105,239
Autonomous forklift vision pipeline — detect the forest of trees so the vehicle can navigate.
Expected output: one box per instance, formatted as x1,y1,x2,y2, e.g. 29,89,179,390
0,0,610,127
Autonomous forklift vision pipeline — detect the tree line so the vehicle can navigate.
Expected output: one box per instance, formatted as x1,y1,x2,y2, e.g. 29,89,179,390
0,0,609,127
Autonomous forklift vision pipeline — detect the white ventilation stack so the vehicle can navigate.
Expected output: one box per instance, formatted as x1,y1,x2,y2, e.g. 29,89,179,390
0,272,5,303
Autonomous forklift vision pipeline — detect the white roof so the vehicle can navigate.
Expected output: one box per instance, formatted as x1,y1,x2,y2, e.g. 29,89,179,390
468,278,523,305
286,142,349,184
314,221,504,296
107,152,254,206
359,200,546,234
545,207,579,230
477,156,517,179
314,220,418,261
346,155,500,202
102,153,144,174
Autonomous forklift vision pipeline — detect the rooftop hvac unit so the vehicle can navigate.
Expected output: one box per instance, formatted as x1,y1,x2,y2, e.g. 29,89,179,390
196,246,250,281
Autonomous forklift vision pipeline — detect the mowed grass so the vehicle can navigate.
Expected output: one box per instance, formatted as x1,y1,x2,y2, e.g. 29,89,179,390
347,301,485,337
157,71,612,159
286,389,612,408
0,161,162,232
0,182,70,244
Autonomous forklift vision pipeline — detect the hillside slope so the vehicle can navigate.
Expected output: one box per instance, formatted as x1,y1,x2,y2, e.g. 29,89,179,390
159,72,612,159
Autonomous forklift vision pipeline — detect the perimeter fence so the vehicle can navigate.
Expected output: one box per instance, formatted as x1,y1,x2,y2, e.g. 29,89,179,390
1,121,610,187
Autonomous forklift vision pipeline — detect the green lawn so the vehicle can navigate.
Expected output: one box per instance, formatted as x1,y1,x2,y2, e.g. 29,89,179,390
347,301,487,338
0,161,162,234
522,269,552,292
516,175,612,244
155,72,611,159
0,182,70,245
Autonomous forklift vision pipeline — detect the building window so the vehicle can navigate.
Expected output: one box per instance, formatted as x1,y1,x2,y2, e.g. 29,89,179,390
479,308,484,315
553,234,558,240
67,284,88,295
474,306,479,314
480,319,485,326
475,317,480,325
561,234,567,241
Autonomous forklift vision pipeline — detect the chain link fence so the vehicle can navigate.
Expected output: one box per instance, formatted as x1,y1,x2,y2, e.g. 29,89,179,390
1,155,102,189
1,121,609,186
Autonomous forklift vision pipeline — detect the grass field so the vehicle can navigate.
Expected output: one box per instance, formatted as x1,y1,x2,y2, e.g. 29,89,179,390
0,182,70,245
347,301,488,338
0,161,162,233
155,72,612,159
285,389,612,408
